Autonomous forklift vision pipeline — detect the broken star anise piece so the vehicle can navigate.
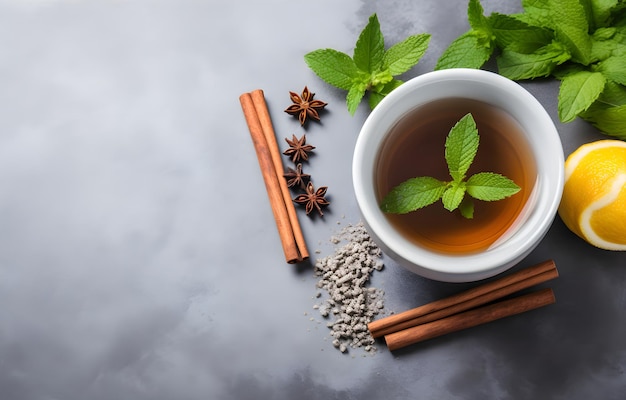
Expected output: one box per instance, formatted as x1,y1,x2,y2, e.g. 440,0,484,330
283,163,310,189
283,134,315,163
294,182,329,216
284,86,327,126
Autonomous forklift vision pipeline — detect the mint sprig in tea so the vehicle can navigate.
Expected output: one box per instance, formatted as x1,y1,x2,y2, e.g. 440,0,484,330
376,98,537,254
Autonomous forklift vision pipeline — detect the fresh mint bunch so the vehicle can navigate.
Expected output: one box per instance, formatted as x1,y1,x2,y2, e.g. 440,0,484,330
380,113,521,219
305,14,431,115
436,0,626,140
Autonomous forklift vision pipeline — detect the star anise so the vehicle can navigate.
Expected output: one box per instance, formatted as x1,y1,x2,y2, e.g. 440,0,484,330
283,134,315,163
284,86,327,126
294,182,329,216
283,163,310,189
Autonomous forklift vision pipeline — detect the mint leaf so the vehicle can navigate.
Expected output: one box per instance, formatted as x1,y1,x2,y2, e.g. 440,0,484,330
497,41,571,80
587,81,626,108
445,113,479,182
435,32,493,70
369,79,403,109
590,0,619,28
354,14,385,74
597,54,626,85
520,0,553,28
580,82,626,138
591,27,620,61
381,113,521,218
368,92,385,111
443,0,626,140
593,27,617,41
435,0,494,70
305,13,430,114
488,13,553,52
558,70,606,122
580,104,626,139
552,63,586,79
468,0,490,32
380,177,447,214
466,172,521,201
346,83,367,116
370,69,394,91
547,0,590,31
304,49,359,90
550,0,592,65
554,25,593,65
442,182,467,212
459,197,475,219
520,0,593,64
383,33,431,75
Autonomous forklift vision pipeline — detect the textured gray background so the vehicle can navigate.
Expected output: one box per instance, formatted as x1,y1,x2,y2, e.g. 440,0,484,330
0,1,624,399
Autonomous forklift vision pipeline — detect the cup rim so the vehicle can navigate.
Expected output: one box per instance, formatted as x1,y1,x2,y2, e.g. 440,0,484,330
352,68,564,281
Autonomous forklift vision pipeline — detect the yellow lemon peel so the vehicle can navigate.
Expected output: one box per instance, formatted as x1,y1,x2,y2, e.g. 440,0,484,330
558,140,626,251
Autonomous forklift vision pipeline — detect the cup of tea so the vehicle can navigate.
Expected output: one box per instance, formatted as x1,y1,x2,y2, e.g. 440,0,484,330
352,68,564,282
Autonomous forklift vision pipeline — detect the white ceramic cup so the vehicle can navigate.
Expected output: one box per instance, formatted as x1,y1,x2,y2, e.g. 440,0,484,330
352,69,564,282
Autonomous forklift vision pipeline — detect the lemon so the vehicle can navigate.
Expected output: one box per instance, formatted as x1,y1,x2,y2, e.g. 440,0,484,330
558,140,626,250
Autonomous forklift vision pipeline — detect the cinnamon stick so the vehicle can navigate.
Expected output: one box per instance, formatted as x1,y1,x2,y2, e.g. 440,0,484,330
368,259,557,338
249,90,309,261
384,288,555,351
239,92,305,263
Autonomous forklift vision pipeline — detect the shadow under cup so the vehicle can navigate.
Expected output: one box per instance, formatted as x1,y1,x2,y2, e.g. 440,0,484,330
353,69,564,282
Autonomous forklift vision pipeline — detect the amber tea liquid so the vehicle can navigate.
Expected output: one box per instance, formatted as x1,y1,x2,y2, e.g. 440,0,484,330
375,98,537,254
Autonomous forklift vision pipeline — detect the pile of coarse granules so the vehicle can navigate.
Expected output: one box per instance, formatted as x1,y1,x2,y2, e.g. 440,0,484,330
313,222,385,354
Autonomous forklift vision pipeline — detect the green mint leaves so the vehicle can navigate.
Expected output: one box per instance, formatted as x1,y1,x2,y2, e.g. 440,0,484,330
435,0,495,70
305,14,431,115
380,114,521,219
436,0,626,140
